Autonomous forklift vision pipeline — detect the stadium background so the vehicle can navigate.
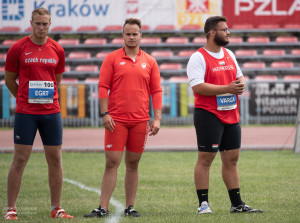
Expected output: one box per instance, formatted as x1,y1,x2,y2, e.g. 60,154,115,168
0,0,299,151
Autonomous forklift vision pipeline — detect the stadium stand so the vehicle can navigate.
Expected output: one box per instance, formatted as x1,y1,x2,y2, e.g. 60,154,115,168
242,62,266,69
177,50,195,57
159,63,182,70
229,36,243,44
154,25,176,32
0,53,6,60
95,51,112,59
255,75,278,80
111,37,124,45
75,65,98,72
283,75,300,80
140,37,162,45
180,24,201,31
270,61,293,68
247,36,270,43
291,49,300,55
257,24,280,29
141,25,150,31
192,37,206,44
0,66,4,72
275,36,298,43
165,37,189,44
151,50,174,58
169,76,189,82
231,24,254,29
283,24,300,29
0,26,21,33
65,65,71,72
235,49,257,56
76,26,98,32
51,26,72,33
68,52,91,59
262,49,285,56
58,38,80,46
1,39,18,46
103,25,123,32
83,38,107,45
25,27,32,32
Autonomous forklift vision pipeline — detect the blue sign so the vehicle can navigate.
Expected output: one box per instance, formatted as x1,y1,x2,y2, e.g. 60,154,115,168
2,0,24,21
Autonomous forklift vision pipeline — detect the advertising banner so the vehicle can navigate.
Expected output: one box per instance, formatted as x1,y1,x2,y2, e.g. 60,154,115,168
223,0,300,28
249,82,300,116
0,0,222,32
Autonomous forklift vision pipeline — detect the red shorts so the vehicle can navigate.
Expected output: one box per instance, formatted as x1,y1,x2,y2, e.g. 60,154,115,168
104,121,149,153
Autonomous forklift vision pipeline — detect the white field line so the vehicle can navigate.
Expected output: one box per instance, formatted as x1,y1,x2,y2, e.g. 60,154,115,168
64,178,124,223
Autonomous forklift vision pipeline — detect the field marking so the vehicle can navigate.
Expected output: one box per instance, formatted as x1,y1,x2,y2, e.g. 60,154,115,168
64,178,124,223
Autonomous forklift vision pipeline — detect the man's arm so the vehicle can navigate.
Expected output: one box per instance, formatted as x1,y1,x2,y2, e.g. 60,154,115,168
5,70,18,98
55,73,63,87
149,108,161,136
192,79,245,96
99,97,115,132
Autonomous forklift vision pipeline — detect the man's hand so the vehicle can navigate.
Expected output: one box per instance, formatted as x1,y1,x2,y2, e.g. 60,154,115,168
149,119,160,136
103,115,115,132
227,80,246,95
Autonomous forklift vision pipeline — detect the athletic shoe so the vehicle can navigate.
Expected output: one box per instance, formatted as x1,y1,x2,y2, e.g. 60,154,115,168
51,207,74,219
197,201,212,214
4,208,18,220
230,204,263,213
83,206,109,218
124,205,141,217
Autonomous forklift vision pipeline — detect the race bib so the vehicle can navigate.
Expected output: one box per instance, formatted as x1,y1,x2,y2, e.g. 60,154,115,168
28,81,54,104
216,94,237,111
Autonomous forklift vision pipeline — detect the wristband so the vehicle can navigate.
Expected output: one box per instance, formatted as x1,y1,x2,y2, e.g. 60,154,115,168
101,112,109,117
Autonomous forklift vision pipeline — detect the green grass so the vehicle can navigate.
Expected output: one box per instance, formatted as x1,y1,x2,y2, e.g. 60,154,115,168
1,151,300,223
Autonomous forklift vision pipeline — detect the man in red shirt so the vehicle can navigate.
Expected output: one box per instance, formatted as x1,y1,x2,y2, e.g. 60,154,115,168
4,8,73,220
187,16,263,214
84,18,162,218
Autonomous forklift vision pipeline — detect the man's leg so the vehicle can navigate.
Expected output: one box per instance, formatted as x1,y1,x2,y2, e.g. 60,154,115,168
7,144,32,208
220,149,240,189
194,151,217,189
100,151,123,210
124,150,142,207
44,145,63,207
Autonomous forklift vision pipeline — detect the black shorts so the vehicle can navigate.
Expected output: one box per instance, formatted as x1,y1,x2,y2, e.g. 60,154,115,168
14,112,63,146
194,108,241,152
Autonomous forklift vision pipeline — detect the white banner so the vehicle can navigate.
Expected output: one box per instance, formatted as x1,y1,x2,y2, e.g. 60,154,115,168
0,0,221,32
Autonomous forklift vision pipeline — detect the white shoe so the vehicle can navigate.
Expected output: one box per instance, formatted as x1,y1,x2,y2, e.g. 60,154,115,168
197,201,212,214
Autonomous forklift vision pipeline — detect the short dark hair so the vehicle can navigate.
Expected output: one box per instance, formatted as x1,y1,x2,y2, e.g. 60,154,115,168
123,18,142,32
31,7,51,21
204,16,227,38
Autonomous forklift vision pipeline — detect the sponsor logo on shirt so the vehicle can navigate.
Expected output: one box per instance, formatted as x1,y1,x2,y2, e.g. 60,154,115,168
120,62,126,65
212,65,234,72
141,63,147,69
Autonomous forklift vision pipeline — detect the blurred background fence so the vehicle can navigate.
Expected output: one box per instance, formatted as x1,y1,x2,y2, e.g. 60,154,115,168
1,79,299,127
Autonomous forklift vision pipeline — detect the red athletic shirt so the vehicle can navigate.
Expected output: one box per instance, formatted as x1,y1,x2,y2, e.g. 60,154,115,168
5,36,65,115
98,47,162,122
195,47,239,124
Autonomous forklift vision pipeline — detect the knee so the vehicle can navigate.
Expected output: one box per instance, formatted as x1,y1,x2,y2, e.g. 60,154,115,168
105,159,121,170
47,156,62,169
12,156,29,170
223,156,239,167
125,160,139,170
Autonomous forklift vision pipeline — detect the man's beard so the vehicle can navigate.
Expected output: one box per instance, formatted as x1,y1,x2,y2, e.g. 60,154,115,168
214,33,229,46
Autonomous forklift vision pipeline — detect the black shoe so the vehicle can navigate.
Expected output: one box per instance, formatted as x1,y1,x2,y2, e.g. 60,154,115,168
124,205,141,217
83,206,109,218
230,204,263,213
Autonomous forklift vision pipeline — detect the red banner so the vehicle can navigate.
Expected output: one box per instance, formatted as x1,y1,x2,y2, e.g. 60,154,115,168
223,0,300,28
